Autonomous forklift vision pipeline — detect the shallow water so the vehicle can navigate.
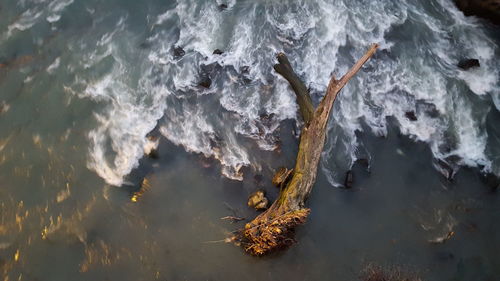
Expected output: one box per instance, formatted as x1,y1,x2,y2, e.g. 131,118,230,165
0,0,499,280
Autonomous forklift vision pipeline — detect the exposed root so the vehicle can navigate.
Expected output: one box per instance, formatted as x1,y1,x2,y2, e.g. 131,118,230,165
233,208,310,256
220,216,246,223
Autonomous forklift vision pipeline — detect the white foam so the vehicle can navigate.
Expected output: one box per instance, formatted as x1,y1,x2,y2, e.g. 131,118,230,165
47,57,61,74
46,0,498,186
84,66,169,186
7,9,43,36
317,0,499,185
6,0,74,37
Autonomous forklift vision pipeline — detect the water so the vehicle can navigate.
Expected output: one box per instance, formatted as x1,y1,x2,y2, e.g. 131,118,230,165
0,0,499,280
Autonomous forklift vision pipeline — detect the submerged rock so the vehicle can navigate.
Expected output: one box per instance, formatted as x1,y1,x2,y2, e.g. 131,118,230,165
198,63,220,89
139,41,151,49
405,111,418,121
173,46,185,58
356,158,370,168
198,76,212,88
213,49,224,55
218,4,228,11
458,58,480,70
253,174,264,186
417,100,440,118
239,65,252,84
248,190,268,210
435,159,457,181
144,135,159,159
240,65,250,73
481,172,500,191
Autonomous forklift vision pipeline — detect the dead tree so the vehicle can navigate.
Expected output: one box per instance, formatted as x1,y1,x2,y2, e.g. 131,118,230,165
233,44,379,255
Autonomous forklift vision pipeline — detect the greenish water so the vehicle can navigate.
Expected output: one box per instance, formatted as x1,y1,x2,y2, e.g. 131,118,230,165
0,0,499,280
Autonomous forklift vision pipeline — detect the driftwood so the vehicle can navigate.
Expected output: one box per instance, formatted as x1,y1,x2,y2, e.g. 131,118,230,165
233,44,379,255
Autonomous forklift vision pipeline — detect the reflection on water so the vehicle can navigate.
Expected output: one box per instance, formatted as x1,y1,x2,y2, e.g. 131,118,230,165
1,122,499,280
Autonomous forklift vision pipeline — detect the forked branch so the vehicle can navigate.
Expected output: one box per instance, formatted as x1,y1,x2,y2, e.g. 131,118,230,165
233,44,379,255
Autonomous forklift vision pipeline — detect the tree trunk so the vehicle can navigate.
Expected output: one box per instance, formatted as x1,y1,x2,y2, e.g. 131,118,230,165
234,44,379,256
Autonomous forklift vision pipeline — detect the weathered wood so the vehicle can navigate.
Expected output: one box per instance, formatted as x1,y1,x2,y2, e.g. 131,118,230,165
234,44,379,255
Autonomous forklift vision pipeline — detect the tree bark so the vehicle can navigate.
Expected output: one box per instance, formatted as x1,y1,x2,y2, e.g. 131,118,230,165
234,44,379,255
274,54,315,124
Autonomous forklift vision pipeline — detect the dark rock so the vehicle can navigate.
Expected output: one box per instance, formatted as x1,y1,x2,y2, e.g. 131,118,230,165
458,58,480,70
417,100,440,118
218,4,228,11
344,170,354,188
147,149,159,159
434,159,456,181
240,65,250,73
454,0,500,25
355,158,370,167
173,46,185,58
480,172,500,191
239,66,252,84
144,135,160,159
259,112,276,127
405,111,418,121
213,49,224,55
438,133,458,154
445,155,463,163
198,76,212,88
253,174,264,186
208,134,222,149
198,62,222,88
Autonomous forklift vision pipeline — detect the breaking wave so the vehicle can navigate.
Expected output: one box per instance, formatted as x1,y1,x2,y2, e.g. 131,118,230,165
6,0,499,186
